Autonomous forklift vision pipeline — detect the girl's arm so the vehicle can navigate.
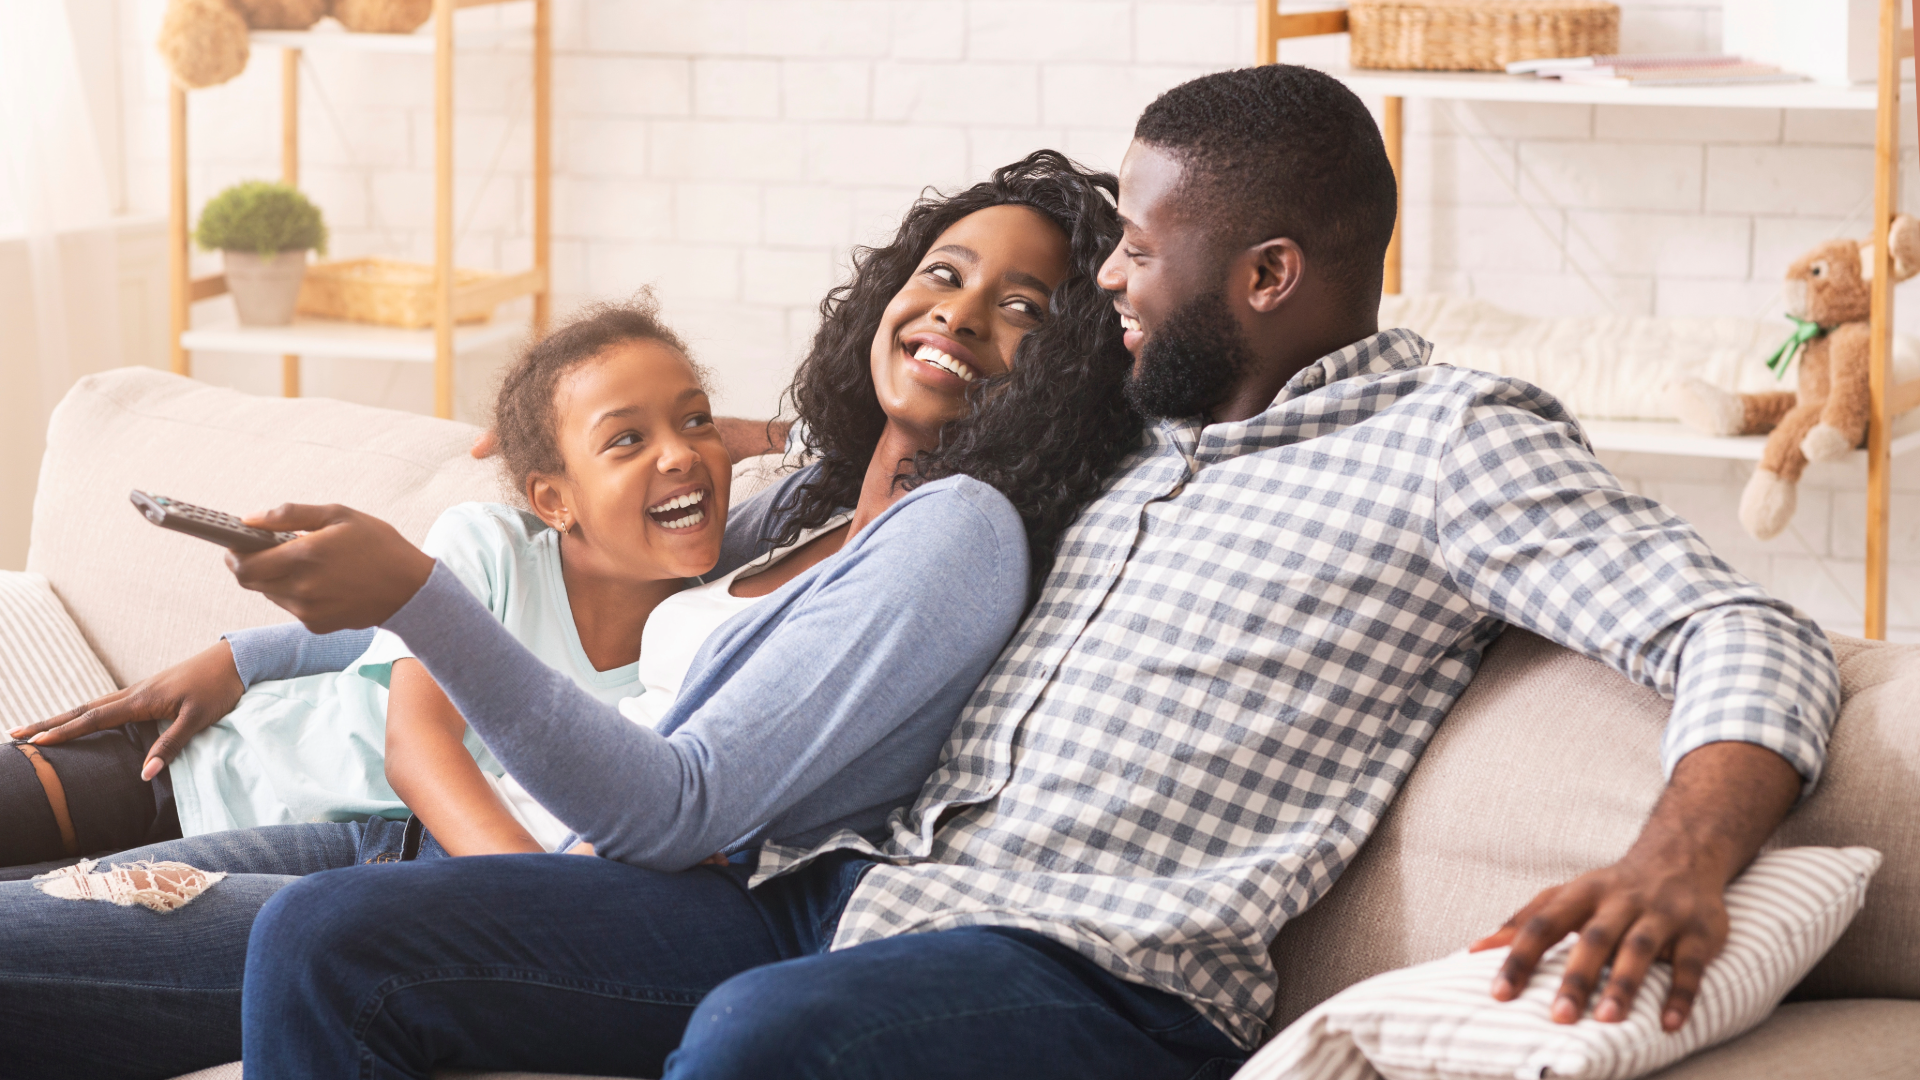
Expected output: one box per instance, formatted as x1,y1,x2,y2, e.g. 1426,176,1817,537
384,658,545,857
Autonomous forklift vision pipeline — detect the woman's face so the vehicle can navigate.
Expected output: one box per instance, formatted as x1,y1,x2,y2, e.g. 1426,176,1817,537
869,204,1072,440
533,339,732,582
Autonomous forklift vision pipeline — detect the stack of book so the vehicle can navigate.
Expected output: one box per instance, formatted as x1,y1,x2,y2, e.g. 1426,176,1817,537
1505,54,1807,86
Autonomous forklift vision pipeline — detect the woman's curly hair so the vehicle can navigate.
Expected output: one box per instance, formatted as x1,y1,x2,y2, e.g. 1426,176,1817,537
774,149,1142,598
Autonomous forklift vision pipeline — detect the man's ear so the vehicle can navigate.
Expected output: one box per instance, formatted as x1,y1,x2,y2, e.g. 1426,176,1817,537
526,474,571,532
1246,238,1305,314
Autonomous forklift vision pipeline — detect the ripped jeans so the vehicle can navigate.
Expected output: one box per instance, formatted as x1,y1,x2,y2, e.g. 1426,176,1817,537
0,818,446,1079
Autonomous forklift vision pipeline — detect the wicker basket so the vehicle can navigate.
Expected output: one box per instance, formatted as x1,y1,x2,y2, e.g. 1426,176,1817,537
295,257,501,329
1349,0,1620,72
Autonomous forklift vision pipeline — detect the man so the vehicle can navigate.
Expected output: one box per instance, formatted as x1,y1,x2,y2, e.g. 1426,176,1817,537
228,65,1834,1078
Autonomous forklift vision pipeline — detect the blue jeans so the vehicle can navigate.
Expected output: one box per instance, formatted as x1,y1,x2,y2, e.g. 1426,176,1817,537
244,851,1246,1080
0,819,443,1079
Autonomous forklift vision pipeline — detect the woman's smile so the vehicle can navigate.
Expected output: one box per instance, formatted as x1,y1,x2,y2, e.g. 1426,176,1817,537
902,332,984,386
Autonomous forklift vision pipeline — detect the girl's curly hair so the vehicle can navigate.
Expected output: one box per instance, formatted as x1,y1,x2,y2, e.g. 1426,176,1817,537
774,149,1142,598
492,290,703,501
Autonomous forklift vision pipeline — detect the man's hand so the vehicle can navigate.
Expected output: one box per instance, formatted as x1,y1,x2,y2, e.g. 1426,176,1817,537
1470,742,1802,1032
6,640,245,781
228,504,436,634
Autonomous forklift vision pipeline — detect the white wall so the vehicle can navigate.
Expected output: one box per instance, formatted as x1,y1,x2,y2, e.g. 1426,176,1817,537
102,0,1918,638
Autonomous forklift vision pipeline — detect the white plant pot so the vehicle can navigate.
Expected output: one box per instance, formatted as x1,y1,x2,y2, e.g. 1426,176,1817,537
222,249,309,326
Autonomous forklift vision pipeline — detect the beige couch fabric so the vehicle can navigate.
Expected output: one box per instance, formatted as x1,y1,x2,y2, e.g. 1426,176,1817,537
1645,999,1920,1079
29,368,503,688
1267,628,1920,1031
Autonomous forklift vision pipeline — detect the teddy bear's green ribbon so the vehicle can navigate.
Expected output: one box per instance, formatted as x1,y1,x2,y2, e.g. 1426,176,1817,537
1766,314,1826,379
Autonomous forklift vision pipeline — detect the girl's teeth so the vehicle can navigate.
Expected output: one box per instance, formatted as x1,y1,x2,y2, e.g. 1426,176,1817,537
649,490,705,513
658,509,704,530
912,343,975,383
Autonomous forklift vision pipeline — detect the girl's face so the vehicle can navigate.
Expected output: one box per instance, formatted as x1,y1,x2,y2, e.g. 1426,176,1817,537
869,204,1072,441
532,339,731,582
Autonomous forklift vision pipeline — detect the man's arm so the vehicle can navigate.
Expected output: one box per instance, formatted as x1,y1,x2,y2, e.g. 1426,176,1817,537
1433,383,1839,1031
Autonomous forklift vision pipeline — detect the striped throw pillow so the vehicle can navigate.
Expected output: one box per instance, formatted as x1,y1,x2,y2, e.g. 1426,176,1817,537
1241,846,1881,1080
0,571,117,736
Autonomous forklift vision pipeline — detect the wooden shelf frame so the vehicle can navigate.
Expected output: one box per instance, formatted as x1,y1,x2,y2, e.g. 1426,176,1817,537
1259,0,1912,639
168,0,551,419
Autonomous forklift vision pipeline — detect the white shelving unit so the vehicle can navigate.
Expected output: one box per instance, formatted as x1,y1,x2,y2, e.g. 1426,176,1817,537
1260,1,1917,638
170,0,551,419
180,315,525,364
1583,419,1920,460
1318,65,1892,110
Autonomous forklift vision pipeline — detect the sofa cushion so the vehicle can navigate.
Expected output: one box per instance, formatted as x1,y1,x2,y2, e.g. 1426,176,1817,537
28,368,502,687
1242,846,1880,1080
0,570,117,732
1267,628,1920,1030
1643,998,1920,1079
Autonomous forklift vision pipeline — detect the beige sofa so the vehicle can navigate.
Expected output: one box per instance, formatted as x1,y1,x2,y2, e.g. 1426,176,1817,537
24,368,1920,1080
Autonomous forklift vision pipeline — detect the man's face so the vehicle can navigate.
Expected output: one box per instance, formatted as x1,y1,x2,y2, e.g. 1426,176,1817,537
1098,141,1255,420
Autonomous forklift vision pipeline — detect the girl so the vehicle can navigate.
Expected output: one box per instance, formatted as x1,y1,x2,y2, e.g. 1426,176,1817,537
0,295,736,870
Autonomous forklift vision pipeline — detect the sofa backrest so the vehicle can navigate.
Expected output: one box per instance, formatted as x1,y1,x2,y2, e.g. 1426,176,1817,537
29,368,503,687
1268,627,1920,1029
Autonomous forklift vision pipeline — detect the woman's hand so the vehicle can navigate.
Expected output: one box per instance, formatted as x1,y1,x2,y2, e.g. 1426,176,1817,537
6,640,244,780
228,504,437,633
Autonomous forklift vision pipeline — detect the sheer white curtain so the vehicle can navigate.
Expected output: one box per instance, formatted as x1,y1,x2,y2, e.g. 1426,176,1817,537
0,0,122,423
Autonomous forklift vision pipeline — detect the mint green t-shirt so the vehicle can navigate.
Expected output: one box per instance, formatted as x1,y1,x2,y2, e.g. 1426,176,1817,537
166,502,643,837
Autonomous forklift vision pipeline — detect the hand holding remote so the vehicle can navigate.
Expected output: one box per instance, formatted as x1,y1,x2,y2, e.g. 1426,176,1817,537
226,503,436,633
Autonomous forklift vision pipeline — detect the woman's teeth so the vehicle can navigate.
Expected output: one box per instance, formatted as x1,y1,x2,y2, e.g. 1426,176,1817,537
1119,313,1141,332
913,343,976,383
649,490,707,530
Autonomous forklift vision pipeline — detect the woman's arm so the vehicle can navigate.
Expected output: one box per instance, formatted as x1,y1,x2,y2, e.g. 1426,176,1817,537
227,479,1027,870
384,658,545,857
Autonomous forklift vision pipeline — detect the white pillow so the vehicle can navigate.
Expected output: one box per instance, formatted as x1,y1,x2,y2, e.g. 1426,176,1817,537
0,570,117,736
1241,846,1881,1080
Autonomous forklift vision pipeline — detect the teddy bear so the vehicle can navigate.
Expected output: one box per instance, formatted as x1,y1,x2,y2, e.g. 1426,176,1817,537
158,0,432,90
1669,214,1920,541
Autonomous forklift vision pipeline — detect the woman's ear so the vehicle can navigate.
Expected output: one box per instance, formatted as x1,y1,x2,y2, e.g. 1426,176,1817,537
527,475,572,533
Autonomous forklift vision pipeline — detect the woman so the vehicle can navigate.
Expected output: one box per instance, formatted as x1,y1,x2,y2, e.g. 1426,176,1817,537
0,150,1141,1078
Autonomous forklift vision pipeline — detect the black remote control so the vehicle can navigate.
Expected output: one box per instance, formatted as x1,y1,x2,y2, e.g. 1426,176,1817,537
129,491,298,553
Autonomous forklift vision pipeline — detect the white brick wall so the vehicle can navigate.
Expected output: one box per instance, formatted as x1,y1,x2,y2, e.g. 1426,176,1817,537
110,0,1919,639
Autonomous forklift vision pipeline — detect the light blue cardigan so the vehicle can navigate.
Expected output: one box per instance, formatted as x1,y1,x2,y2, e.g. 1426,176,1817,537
224,469,1029,870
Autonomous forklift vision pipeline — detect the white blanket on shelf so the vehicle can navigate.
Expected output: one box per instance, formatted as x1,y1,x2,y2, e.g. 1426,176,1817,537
1379,293,1920,423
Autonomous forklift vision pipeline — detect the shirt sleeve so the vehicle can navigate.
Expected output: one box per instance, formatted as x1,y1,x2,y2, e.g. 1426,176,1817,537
1429,378,1839,794
379,476,1029,870
223,624,378,689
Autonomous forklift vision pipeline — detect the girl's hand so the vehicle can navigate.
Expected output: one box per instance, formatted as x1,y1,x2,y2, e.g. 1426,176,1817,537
227,504,436,633
6,640,244,780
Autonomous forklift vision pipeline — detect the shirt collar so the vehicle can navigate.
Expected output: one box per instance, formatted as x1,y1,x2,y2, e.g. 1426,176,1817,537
1269,327,1433,408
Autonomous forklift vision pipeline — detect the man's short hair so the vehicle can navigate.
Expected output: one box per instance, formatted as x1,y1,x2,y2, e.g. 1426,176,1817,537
1134,64,1397,303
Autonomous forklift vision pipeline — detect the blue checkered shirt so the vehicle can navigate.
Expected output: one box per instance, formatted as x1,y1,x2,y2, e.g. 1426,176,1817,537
754,329,1839,1049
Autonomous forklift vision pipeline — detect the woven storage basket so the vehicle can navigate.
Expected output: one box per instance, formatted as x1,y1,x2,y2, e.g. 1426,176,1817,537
296,257,501,329
1349,0,1620,72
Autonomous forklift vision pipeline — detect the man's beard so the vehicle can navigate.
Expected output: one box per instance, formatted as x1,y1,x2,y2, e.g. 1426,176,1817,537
1122,288,1254,420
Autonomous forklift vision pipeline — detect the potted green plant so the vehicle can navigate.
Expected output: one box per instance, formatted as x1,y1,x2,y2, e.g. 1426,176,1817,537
194,180,328,326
